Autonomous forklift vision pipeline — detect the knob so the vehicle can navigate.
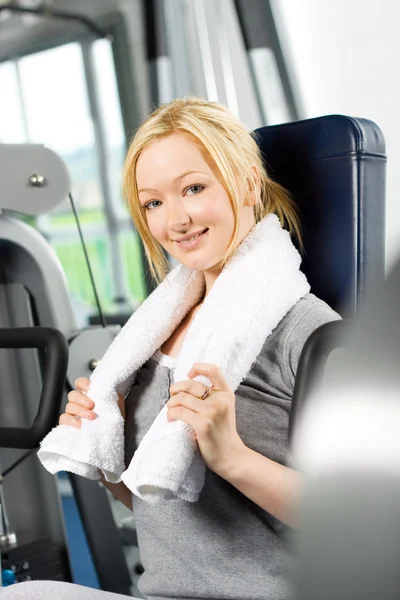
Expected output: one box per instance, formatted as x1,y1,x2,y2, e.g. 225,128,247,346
28,173,47,187
88,359,99,371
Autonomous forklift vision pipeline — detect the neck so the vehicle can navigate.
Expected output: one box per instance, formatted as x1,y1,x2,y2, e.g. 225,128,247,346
201,268,221,299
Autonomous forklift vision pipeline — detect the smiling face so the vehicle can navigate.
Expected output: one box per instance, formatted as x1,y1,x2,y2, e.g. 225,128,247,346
136,133,256,285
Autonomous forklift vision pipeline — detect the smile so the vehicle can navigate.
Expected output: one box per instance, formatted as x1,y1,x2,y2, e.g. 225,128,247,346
175,229,209,250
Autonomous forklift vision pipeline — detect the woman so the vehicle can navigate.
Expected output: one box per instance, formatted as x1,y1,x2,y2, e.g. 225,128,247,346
4,97,340,600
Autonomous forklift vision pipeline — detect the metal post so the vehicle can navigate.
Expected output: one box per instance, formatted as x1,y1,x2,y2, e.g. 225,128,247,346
214,1,239,116
109,14,155,296
234,0,301,124
81,39,129,309
191,0,219,101
145,0,174,106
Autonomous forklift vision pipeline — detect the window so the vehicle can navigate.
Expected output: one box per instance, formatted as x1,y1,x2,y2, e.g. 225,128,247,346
0,62,26,143
0,40,146,325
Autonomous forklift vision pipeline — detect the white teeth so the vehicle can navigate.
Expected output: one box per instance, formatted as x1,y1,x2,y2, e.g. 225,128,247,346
180,232,201,243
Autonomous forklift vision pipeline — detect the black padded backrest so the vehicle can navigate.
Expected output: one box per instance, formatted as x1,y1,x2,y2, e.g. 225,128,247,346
254,115,386,317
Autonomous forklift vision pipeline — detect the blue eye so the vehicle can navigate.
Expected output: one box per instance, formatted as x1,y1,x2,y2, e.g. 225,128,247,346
144,200,162,210
185,184,205,195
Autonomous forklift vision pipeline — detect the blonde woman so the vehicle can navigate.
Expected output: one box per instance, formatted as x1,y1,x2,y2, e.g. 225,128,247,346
5,98,340,600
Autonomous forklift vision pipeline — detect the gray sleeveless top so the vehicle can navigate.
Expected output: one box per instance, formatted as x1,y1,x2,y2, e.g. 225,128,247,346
124,293,340,600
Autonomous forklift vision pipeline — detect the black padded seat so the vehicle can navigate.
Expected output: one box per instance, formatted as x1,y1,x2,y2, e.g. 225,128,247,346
254,115,386,316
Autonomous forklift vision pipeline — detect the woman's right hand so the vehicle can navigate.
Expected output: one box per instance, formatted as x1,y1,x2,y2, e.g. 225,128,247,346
59,377,126,428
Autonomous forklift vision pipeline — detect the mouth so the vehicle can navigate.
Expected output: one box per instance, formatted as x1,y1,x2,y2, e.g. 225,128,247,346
175,228,209,250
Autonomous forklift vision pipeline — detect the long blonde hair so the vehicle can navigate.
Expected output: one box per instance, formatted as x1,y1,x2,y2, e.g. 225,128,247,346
122,97,302,284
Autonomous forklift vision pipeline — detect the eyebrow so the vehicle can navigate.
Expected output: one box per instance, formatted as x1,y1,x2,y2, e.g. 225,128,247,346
138,170,207,194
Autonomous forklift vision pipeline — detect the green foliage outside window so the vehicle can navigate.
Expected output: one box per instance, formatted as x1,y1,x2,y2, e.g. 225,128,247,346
54,231,147,313
31,209,147,315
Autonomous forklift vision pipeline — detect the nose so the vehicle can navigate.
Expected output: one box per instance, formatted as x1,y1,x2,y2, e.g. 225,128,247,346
166,198,190,232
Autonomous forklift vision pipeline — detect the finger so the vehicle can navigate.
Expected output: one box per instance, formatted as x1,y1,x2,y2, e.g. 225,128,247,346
167,391,207,414
167,405,203,435
187,363,229,391
169,379,210,399
68,390,94,409
65,401,96,420
59,413,82,429
75,377,90,392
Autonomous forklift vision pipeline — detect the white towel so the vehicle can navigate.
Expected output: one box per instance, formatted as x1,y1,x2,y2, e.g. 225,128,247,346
38,214,310,503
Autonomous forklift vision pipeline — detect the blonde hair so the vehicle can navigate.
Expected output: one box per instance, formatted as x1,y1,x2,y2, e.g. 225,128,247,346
122,97,302,284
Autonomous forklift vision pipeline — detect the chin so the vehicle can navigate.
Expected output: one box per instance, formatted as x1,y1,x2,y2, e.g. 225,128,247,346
180,257,219,272
179,259,208,271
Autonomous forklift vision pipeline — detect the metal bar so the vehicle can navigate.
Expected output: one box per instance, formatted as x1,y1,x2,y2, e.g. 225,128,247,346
13,59,30,142
109,16,145,141
80,39,128,306
191,0,218,100
110,14,157,296
145,0,174,106
214,1,239,116
234,0,301,123
0,5,109,39
0,481,12,541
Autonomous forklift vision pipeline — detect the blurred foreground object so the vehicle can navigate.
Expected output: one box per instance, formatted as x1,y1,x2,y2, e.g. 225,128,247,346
292,257,400,600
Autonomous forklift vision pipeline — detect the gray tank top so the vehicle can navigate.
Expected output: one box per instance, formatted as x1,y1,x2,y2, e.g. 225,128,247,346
124,293,340,600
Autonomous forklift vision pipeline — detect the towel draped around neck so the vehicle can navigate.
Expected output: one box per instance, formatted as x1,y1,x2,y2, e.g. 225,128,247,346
38,214,310,503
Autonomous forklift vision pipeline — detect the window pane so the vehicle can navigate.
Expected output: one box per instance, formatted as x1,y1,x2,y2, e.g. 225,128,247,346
0,62,27,143
119,229,147,303
14,41,146,318
54,232,114,314
92,39,125,148
18,43,111,319
93,38,147,305
19,43,104,216
19,43,94,153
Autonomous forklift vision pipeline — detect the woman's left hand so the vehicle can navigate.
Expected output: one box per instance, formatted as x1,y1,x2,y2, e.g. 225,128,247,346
166,362,246,478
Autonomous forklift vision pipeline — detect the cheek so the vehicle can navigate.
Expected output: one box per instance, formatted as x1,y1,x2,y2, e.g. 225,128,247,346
192,191,232,223
211,198,235,230
146,213,167,242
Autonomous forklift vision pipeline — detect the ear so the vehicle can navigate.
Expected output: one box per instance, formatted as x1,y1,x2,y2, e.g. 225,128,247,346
244,165,261,207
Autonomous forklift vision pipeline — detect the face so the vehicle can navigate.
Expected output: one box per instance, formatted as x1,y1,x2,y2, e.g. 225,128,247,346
136,133,256,279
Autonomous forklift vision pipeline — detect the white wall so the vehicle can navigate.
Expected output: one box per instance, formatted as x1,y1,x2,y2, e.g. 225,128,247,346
273,0,400,270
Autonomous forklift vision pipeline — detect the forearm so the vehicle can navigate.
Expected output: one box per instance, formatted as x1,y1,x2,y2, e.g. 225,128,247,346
222,446,303,528
99,474,133,511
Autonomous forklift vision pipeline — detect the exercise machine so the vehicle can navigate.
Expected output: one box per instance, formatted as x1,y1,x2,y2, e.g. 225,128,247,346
0,144,133,594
